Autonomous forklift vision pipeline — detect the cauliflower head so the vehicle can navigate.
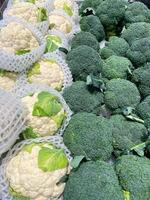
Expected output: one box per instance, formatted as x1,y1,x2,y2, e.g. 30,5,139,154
54,0,74,16
22,91,66,138
0,22,39,54
49,14,72,33
6,142,69,200
27,59,64,91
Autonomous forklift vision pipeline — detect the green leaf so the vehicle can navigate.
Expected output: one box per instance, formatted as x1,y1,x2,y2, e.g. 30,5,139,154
123,107,144,124
26,0,35,3
38,147,68,172
23,142,54,153
86,74,106,91
70,156,85,169
23,143,37,153
22,127,40,139
37,8,48,22
52,113,66,128
0,69,7,77
45,35,62,53
63,3,73,16
123,190,130,200
49,23,56,30
9,187,29,200
27,62,41,82
32,91,62,117
15,49,30,55
131,142,146,157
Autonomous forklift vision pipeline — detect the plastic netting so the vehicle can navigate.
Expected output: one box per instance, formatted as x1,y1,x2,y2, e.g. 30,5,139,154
12,83,73,136
0,135,72,200
0,17,46,72
0,89,26,156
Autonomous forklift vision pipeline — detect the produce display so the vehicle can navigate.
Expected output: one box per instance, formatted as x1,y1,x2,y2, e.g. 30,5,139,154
1,0,150,200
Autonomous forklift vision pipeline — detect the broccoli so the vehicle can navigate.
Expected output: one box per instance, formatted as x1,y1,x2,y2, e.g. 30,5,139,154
132,63,150,97
115,155,150,200
71,31,99,51
102,55,133,80
63,112,113,161
96,0,127,37
124,2,150,25
100,36,130,59
109,114,148,156
104,79,141,113
66,45,103,81
64,160,124,200
126,37,150,67
80,15,105,42
121,22,150,45
63,81,104,115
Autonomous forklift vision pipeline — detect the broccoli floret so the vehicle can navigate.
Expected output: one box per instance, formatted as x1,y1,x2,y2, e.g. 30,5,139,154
66,45,103,81
115,155,150,200
102,55,133,80
71,31,99,51
126,37,150,67
64,161,124,200
124,2,150,24
63,81,104,115
121,22,150,45
79,0,105,15
109,114,148,156
100,47,117,59
104,79,141,113
63,112,113,161
80,15,105,42
132,63,150,97
96,0,127,37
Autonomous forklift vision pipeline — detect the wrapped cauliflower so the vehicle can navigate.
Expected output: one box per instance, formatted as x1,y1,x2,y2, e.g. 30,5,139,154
22,91,66,138
0,22,39,54
5,140,70,200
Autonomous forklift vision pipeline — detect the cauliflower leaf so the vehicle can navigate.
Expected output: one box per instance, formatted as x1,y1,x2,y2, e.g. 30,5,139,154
9,186,29,200
37,8,48,22
22,127,40,139
45,35,62,53
63,3,73,16
15,49,30,55
27,62,41,82
123,190,130,200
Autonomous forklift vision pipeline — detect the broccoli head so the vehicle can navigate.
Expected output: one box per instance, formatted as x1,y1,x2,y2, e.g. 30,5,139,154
132,63,150,97
71,31,99,51
109,114,148,156
102,55,133,80
100,36,129,59
124,2,150,24
64,160,124,200
80,15,105,42
121,22,150,45
63,112,113,161
96,0,127,37
115,155,150,200
66,45,103,81
126,37,150,67
63,81,104,115
104,79,141,113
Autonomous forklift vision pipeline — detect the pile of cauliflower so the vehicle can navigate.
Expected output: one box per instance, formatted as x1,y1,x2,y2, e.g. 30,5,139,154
6,142,70,200
0,22,39,54
27,59,64,91
22,91,66,138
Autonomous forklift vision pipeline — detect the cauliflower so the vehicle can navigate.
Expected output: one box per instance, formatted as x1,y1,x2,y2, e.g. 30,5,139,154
27,59,64,91
54,0,74,16
6,142,69,200
0,70,17,91
0,22,39,54
49,13,72,33
22,91,66,138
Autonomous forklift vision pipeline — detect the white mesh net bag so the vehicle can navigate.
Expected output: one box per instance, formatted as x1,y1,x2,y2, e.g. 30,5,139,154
0,17,46,72
0,89,26,156
12,83,73,136
0,135,72,200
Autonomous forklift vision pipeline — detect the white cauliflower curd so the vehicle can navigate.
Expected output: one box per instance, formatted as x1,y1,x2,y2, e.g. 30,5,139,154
27,59,64,91
22,91,66,138
49,13,72,33
0,22,39,54
0,70,17,91
6,142,69,200
54,0,74,16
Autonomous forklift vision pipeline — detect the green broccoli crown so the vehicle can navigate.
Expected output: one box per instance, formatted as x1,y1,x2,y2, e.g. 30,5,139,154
71,31,99,51
102,55,133,80
124,2,150,24
115,155,150,200
80,15,105,42
126,37,150,67
63,81,104,115
100,47,117,59
63,112,113,161
110,114,148,156
132,63,150,97
64,160,124,200
66,45,103,81
104,79,141,112
121,22,150,45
